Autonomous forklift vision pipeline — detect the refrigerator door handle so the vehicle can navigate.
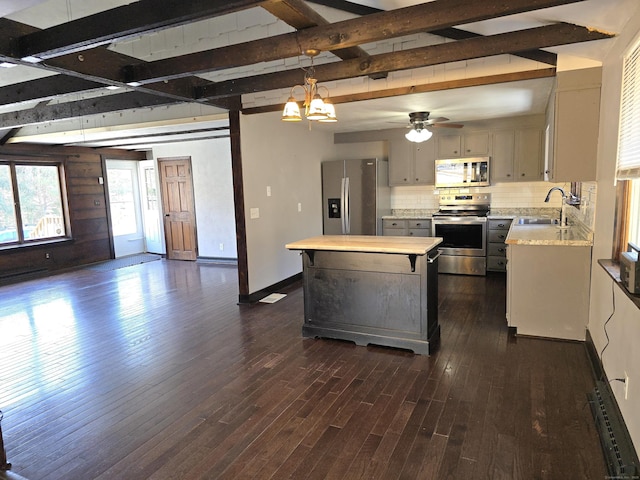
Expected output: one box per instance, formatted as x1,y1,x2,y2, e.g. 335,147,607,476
340,177,346,234
344,176,350,234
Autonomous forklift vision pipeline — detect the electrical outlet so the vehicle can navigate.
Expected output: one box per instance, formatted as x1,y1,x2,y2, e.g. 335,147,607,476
219,243,224,251
45,253,50,259
298,202,302,212
625,372,629,400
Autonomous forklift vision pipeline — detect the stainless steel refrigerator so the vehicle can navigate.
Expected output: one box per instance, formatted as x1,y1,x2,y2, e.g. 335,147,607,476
322,158,390,235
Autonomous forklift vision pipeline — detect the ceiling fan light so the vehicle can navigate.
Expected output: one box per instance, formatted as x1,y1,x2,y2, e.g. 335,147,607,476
282,97,302,121
405,128,432,143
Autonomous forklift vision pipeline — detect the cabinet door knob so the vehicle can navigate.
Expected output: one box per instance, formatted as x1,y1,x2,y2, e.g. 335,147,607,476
498,223,505,227
521,173,525,176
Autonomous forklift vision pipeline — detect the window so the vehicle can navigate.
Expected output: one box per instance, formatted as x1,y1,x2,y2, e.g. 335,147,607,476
615,37,640,259
0,160,68,246
628,179,640,248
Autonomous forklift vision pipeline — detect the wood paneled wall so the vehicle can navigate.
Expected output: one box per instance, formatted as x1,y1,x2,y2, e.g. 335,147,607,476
0,143,145,281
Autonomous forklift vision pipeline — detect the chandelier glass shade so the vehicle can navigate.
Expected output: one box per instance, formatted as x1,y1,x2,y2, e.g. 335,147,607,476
282,52,337,123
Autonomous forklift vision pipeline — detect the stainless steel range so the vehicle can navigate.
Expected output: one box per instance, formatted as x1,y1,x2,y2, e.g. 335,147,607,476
432,193,491,276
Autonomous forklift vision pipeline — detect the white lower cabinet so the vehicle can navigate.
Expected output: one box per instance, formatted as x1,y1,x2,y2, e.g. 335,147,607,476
506,243,591,340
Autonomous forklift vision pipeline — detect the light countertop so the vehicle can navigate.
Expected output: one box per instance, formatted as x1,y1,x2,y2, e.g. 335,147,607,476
286,235,443,255
506,218,593,246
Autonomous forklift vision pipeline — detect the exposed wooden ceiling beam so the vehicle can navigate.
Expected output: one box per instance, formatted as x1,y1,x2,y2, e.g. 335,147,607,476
128,0,581,84
11,0,267,60
200,23,612,99
431,27,557,66
309,0,378,15
0,92,182,129
310,0,557,66
242,68,557,115
0,18,231,110
261,0,369,62
0,76,105,107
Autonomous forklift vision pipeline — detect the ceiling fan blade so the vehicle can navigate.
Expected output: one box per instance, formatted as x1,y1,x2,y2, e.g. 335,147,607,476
430,122,464,129
426,116,449,124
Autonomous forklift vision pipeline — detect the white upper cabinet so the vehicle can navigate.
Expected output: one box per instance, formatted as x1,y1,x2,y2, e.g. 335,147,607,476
389,135,436,185
437,132,490,158
545,67,601,182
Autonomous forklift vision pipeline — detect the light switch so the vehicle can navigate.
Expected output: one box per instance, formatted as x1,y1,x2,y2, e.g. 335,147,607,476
298,203,302,212
250,208,260,219
266,186,271,197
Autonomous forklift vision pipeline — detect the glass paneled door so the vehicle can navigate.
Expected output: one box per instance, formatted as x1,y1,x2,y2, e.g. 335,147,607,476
139,160,163,254
106,159,145,258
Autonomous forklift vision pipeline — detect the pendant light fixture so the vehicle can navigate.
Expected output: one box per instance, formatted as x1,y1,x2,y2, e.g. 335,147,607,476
282,49,337,123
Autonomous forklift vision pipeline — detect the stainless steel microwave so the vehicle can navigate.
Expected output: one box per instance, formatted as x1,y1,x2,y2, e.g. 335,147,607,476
435,157,490,188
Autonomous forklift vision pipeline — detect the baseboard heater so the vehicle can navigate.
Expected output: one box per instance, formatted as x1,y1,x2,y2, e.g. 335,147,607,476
587,380,639,478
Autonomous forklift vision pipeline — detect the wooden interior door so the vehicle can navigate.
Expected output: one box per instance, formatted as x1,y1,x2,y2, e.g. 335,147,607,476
158,157,197,261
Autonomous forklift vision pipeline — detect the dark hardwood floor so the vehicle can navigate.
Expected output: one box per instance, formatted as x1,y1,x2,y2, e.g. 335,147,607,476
0,260,606,479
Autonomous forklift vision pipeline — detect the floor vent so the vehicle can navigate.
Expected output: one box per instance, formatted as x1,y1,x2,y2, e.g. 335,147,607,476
588,380,639,478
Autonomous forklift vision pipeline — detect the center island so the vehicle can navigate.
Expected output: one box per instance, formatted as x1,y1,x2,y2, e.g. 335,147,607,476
285,235,443,355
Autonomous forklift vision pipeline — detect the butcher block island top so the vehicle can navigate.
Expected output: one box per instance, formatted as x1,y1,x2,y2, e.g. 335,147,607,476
285,235,443,255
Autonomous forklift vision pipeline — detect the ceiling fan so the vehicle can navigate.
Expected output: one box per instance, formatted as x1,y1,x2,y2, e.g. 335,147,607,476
404,111,463,143
407,111,464,129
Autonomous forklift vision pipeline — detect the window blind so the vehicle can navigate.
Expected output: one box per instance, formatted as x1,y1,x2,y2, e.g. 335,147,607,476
617,38,640,180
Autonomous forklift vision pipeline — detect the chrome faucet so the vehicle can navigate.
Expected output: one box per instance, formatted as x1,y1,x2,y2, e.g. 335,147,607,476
544,187,567,226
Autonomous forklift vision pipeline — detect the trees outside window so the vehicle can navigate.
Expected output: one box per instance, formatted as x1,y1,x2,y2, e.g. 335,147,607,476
0,161,67,245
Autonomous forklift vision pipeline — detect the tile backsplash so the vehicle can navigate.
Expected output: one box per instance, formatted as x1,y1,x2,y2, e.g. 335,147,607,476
391,180,596,230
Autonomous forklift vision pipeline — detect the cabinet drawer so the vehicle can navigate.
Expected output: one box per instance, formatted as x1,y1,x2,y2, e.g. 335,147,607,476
488,219,512,230
488,230,508,243
487,256,508,271
383,219,407,229
407,219,431,229
408,228,431,237
488,243,508,257
383,228,406,236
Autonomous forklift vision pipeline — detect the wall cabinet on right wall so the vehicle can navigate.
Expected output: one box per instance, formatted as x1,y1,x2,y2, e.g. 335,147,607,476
545,67,602,182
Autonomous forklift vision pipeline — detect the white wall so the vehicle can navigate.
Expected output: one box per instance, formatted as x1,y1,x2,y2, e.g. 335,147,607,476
589,7,640,456
240,112,333,293
151,138,236,259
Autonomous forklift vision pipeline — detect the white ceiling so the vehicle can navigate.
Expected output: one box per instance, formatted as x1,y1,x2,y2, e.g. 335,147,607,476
1,0,636,148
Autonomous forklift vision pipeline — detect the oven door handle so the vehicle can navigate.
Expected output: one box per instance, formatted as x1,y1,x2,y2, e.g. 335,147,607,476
427,250,442,264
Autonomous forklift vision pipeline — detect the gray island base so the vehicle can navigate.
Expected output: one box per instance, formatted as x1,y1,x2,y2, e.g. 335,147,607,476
285,235,443,355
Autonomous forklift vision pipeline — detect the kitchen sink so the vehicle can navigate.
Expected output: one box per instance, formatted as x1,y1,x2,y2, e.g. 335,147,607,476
517,217,560,225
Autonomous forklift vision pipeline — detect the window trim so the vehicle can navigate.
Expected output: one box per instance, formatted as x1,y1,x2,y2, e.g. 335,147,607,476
612,180,631,261
0,156,71,248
